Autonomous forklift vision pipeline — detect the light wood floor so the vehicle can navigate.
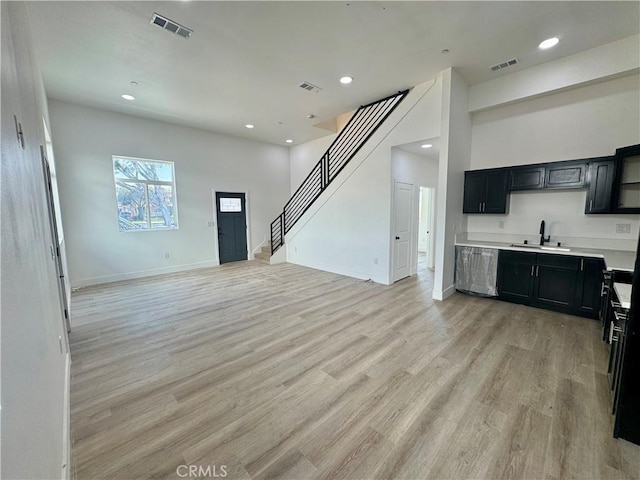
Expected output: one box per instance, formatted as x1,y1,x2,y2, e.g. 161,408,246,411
69,257,640,480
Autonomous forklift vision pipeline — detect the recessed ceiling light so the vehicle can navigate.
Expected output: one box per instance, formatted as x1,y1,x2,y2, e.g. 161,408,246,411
285,139,294,144
339,76,353,85
441,49,450,55
245,124,254,129
421,144,433,149
121,94,135,101
539,37,560,50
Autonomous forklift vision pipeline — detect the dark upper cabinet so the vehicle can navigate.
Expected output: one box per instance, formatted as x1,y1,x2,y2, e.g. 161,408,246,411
509,162,586,191
463,170,508,214
612,144,640,214
463,172,486,213
485,171,509,213
510,166,545,191
463,144,639,216
586,158,616,214
545,162,586,189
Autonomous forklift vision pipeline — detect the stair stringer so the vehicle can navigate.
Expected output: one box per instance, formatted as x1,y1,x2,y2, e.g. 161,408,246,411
283,78,442,284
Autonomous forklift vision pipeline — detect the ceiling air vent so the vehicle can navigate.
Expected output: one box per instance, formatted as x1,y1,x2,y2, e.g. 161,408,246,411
490,58,518,72
299,81,322,93
150,13,193,39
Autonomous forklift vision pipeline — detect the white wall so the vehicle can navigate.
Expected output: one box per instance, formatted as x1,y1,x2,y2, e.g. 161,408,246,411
469,73,640,250
469,35,640,112
289,112,356,194
391,148,439,188
289,134,335,194
1,2,70,479
434,68,473,300
49,100,290,289
286,79,442,284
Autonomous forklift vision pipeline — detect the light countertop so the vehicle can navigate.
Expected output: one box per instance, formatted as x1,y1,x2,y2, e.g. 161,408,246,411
455,239,636,272
614,283,633,310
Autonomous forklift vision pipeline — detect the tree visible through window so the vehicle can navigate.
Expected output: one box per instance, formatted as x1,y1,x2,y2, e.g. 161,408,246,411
113,156,178,231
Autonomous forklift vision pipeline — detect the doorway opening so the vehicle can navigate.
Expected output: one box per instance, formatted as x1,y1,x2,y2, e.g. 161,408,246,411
215,191,248,264
418,186,436,270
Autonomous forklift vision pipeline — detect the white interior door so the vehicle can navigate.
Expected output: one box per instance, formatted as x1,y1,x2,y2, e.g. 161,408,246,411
392,181,414,282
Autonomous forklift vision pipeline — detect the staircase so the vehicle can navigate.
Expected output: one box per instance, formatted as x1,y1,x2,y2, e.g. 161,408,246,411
270,89,409,255
254,242,271,263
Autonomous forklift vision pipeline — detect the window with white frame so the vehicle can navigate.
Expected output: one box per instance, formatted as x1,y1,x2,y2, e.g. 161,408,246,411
112,156,179,231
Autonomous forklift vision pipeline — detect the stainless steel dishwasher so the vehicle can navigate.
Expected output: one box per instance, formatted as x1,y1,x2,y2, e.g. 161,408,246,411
455,246,499,297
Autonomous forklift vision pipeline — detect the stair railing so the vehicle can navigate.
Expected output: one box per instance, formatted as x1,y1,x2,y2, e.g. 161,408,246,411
271,89,409,255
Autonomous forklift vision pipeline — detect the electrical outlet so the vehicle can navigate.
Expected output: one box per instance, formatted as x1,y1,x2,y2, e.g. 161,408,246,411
498,221,505,229
164,252,170,259
616,224,631,234
207,221,214,227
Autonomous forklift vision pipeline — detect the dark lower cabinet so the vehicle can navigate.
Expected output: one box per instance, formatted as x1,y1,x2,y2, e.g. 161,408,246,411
497,250,604,318
534,254,579,312
575,257,606,317
496,251,535,303
612,241,640,446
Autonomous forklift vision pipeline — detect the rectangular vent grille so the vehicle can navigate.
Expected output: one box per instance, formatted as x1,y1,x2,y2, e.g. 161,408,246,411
490,58,518,71
150,13,193,39
299,81,322,93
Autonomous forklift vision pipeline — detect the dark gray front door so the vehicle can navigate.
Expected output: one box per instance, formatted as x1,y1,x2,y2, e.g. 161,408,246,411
216,192,247,264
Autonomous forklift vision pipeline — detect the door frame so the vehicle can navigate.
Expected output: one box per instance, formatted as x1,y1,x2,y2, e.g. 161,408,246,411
40,145,71,336
212,189,252,264
390,179,419,282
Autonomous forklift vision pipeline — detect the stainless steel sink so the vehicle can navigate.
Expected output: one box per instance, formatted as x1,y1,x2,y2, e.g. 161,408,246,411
510,243,571,252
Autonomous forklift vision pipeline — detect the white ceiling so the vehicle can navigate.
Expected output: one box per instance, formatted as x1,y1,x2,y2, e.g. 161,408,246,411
26,1,639,147
397,138,440,161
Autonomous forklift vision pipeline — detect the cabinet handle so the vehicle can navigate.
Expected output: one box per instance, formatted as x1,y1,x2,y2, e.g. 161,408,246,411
531,265,534,276
609,322,614,343
614,312,627,322
536,265,539,277
479,202,482,212
612,335,619,342
590,200,593,212
581,259,584,271
612,325,623,333
483,202,486,212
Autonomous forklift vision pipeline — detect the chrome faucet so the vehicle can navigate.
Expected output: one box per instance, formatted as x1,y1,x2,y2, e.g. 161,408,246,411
539,220,550,246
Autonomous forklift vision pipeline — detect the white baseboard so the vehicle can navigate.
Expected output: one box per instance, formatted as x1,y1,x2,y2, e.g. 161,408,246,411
432,284,455,301
288,255,389,285
72,260,220,288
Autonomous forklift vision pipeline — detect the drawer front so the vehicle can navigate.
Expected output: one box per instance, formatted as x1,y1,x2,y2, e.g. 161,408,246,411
500,250,536,263
536,253,580,269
